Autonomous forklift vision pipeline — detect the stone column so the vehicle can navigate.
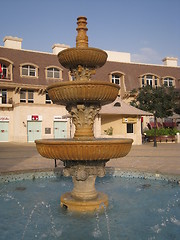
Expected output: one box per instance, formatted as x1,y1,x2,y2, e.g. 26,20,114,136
63,160,107,201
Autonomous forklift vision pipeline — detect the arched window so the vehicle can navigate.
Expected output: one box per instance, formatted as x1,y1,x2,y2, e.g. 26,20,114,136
110,71,126,97
163,77,174,87
0,64,7,79
141,74,159,88
0,58,13,81
112,74,120,85
47,67,60,79
22,65,36,77
20,64,38,77
46,66,62,80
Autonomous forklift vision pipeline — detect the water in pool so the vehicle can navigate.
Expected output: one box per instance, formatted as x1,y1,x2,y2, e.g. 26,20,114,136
0,175,179,240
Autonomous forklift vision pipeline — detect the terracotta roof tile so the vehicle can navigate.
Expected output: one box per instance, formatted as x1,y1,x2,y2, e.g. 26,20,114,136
93,61,180,91
1,47,180,91
0,47,69,86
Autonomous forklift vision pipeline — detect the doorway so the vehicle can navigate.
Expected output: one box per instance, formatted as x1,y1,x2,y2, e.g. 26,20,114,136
54,121,67,139
27,121,42,142
0,121,9,142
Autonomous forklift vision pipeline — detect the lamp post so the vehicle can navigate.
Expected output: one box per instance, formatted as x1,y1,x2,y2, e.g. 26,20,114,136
153,111,157,147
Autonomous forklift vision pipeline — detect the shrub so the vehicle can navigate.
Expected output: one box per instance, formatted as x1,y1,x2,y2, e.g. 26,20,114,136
104,127,113,135
144,128,179,136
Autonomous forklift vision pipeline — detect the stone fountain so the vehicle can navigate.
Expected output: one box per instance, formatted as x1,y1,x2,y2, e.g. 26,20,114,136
35,16,133,212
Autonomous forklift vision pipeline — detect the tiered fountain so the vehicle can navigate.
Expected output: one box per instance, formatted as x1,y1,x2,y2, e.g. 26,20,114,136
35,16,133,212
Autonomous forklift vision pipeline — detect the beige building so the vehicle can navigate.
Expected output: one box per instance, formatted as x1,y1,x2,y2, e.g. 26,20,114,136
0,36,179,144
98,97,152,144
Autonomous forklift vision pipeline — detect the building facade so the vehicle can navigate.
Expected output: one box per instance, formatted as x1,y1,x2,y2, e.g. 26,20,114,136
0,36,180,144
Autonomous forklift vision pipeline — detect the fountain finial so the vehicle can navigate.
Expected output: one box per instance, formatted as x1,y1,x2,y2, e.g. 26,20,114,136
76,16,88,48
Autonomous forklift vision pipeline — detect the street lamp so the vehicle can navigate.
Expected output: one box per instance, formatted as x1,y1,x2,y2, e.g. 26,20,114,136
153,111,157,147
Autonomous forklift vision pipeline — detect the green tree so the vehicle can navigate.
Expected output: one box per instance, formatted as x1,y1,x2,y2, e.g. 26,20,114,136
130,86,176,147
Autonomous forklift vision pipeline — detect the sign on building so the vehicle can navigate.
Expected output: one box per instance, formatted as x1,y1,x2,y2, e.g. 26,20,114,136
122,117,137,124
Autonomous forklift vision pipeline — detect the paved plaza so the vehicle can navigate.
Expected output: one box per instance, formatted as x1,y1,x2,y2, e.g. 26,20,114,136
0,142,180,176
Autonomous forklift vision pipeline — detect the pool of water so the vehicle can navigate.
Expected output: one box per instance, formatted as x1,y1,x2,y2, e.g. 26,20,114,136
0,175,180,240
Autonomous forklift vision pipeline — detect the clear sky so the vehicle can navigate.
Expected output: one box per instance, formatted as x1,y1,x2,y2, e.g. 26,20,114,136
1,0,180,65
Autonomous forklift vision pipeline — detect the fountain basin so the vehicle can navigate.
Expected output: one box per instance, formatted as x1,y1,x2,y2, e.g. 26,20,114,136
58,47,107,69
35,138,132,212
1,174,180,239
35,138,133,161
47,80,120,106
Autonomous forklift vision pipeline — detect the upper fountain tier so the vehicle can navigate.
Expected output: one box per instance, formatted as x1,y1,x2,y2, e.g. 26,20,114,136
48,16,119,107
58,16,107,71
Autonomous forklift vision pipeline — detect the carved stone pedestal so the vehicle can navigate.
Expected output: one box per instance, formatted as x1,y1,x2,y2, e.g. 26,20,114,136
61,192,108,212
66,104,100,139
61,160,109,212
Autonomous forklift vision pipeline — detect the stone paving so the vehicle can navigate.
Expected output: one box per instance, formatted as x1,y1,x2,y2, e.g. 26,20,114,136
0,142,179,176
107,142,180,176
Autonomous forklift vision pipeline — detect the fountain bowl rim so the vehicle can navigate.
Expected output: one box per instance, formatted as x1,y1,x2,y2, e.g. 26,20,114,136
58,47,108,69
58,47,108,58
47,80,120,91
35,138,133,145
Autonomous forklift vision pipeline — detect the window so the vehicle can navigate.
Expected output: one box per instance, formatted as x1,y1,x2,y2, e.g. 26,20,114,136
114,102,121,107
163,77,173,87
22,65,36,77
46,66,62,80
112,74,120,85
0,89,7,104
127,123,133,133
141,74,158,88
45,91,51,104
146,75,153,86
20,90,26,103
154,76,158,87
47,68,60,79
0,64,7,79
142,76,145,87
20,90,34,103
110,72,125,97
28,90,34,103
71,75,76,81
0,59,13,81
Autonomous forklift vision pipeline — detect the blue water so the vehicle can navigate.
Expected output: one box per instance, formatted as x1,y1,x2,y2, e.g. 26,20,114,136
0,176,180,240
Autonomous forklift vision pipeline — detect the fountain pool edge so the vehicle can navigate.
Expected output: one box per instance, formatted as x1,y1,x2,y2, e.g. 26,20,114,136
0,168,179,184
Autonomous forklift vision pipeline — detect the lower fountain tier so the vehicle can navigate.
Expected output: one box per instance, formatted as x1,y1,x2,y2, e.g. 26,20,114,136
35,138,133,213
35,138,133,161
